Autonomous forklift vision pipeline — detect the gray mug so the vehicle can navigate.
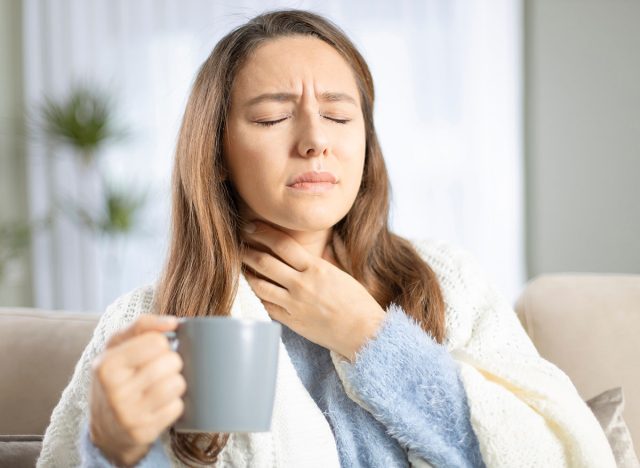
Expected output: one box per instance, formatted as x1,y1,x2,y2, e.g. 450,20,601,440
165,317,281,433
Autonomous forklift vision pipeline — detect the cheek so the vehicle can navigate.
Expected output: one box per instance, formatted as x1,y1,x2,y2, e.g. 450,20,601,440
226,124,281,184
337,128,367,186
225,119,366,202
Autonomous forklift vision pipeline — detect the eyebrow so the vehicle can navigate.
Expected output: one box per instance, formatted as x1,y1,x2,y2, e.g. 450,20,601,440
244,91,358,107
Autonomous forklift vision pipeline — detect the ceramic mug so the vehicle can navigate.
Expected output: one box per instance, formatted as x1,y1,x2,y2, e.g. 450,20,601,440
165,317,281,432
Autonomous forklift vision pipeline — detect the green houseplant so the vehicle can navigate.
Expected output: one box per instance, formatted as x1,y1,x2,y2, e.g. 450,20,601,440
40,85,126,166
38,83,145,307
39,83,145,236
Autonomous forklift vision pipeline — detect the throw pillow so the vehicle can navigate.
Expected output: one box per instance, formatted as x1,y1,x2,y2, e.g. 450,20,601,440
586,387,639,468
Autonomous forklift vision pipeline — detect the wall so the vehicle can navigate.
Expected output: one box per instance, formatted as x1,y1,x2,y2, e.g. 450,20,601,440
524,0,640,277
8,0,637,305
0,0,32,306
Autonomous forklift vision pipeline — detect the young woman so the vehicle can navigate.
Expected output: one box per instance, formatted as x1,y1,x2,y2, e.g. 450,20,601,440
38,9,615,468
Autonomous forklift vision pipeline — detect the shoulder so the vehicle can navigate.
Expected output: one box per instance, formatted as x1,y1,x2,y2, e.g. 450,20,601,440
92,283,158,344
407,237,490,297
106,282,157,318
405,237,498,349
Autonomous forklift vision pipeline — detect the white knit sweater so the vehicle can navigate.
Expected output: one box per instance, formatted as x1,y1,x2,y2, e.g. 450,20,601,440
37,238,616,467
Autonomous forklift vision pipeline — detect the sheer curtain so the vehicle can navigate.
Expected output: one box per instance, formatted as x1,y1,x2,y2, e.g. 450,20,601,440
22,0,524,312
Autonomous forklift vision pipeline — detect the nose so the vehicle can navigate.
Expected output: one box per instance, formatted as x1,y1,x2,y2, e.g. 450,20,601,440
296,110,330,159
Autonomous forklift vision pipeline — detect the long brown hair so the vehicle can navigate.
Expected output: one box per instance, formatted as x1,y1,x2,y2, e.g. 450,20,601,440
155,8,445,465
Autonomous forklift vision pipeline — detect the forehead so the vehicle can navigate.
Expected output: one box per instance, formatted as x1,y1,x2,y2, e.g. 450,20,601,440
231,35,360,101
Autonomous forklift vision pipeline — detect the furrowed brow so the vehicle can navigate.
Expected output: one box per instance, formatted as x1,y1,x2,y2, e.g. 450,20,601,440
244,93,297,107
319,92,357,106
244,91,357,107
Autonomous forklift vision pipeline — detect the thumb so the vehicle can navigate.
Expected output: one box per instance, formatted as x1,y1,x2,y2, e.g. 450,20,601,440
106,313,179,349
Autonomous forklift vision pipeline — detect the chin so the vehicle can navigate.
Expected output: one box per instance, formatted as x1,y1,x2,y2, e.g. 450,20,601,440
251,199,351,232
272,211,341,232
281,218,336,232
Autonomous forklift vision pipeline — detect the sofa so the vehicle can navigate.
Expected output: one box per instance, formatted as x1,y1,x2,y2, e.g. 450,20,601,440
1,273,638,467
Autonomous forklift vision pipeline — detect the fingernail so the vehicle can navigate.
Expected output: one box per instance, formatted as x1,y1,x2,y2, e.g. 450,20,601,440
242,222,256,233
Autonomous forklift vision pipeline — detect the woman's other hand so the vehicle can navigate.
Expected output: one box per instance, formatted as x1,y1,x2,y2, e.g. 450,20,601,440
241,220,386,362
88,313,185,466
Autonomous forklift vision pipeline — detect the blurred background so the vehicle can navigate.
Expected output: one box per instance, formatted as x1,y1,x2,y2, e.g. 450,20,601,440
0,0,638,313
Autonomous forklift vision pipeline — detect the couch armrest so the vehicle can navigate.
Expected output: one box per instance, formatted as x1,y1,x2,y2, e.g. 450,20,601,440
514,274,640,446
0,308,100,435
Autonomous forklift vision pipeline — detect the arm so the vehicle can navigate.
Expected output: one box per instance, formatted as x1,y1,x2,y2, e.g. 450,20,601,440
416,241,616,467
79,417,170,467
332,240,617,468
36,286,156,468
331,303,485,468
446,275,616,468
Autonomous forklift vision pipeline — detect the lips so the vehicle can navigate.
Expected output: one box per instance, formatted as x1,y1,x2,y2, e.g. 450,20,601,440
287,171,338,186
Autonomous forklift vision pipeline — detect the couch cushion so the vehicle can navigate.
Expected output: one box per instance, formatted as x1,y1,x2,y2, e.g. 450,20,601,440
514,274,640,448
0,435,43,468
0,308,100,435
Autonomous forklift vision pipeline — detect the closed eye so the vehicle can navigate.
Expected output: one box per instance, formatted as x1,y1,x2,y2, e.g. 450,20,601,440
324,116,350,124
256,117,287,127
255,116,351,127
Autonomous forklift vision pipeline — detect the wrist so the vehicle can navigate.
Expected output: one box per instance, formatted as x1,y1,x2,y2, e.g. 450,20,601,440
118,446,153,467
103,444,151,467
89,422,151,467
340,307,386,363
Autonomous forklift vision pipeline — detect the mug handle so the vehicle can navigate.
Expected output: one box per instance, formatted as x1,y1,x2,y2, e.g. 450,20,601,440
164,331,179,352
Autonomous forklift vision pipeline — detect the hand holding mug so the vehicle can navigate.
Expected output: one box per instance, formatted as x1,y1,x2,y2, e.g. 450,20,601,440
88,314,185,466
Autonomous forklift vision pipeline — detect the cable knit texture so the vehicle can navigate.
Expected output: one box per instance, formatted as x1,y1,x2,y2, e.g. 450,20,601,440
37,238,616,467
78,417,170,467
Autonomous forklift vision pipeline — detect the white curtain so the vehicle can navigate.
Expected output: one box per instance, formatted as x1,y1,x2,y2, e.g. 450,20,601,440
22,0,524,312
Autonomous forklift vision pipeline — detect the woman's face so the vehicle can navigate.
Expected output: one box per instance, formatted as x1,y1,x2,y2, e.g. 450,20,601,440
223,35,366,232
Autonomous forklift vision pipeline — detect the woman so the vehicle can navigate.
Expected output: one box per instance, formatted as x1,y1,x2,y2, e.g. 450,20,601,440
37,9,615,468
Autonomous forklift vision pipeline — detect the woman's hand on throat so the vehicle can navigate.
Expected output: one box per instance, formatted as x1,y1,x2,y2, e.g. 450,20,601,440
240,220,386,363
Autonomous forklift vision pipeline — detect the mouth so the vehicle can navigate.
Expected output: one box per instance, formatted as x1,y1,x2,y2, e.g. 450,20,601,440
287,171,338,186
287,181,336,193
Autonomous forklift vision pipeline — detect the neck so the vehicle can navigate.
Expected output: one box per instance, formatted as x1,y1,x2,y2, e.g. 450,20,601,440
277,227,333,259
238,206,334,262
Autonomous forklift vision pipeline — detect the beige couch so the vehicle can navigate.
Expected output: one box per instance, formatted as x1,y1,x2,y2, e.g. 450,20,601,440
1,274,638,467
